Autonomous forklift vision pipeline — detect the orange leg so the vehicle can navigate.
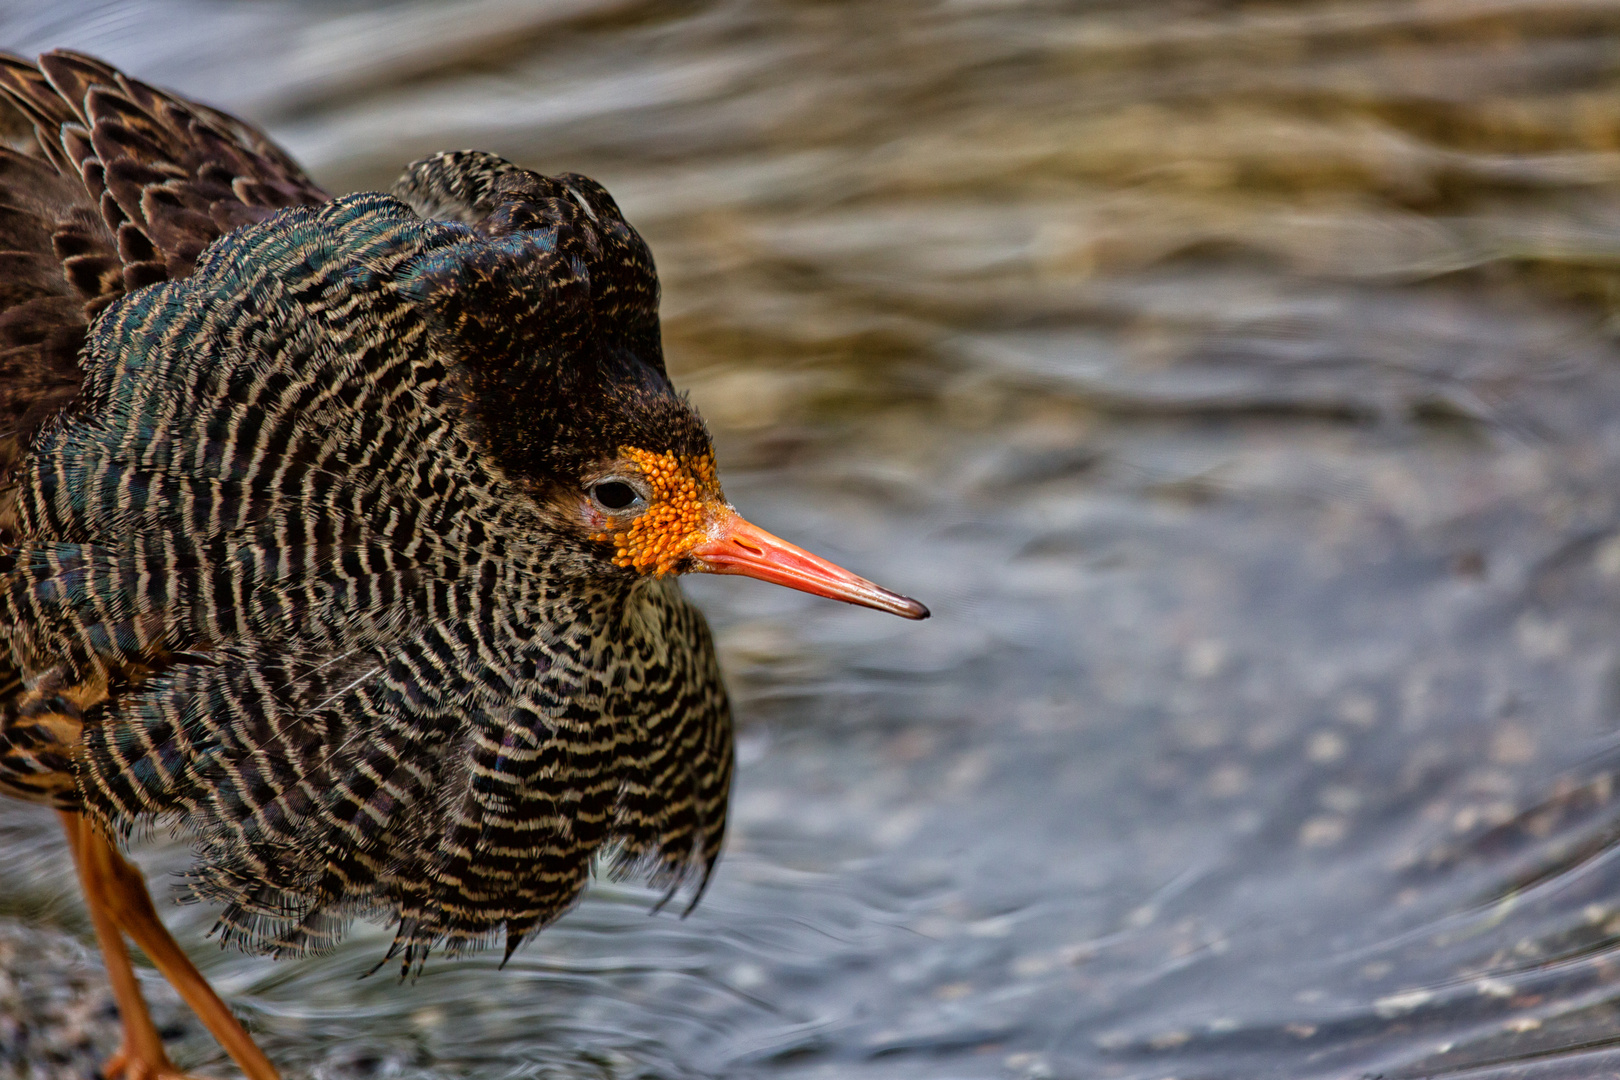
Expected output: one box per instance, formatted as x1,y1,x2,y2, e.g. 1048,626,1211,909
59,811,280,1080
59,811,178,1080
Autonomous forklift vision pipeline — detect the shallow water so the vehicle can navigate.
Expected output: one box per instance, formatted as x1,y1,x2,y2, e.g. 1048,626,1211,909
8,1,1620,1077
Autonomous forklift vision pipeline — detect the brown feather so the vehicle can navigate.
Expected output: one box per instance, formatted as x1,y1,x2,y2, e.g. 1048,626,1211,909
0,49,328,801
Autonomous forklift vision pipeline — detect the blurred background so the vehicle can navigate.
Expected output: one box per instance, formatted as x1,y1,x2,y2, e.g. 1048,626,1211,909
7,1,1620,1077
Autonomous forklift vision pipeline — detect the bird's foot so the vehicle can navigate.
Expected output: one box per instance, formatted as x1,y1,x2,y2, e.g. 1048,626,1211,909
100,1043,204,1080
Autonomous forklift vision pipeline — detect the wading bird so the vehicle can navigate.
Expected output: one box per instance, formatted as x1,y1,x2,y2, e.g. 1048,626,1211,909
0,51,926,1080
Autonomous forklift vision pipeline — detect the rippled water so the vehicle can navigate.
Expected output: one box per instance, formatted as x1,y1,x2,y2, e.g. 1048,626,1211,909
9,1,1620,1077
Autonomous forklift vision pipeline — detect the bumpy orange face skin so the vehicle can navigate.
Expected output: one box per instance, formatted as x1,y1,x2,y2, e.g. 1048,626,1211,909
592,447,724,576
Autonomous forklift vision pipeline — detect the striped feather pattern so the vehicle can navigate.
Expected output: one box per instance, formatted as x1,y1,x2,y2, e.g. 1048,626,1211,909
0,49,327,476
0,48,329,814
0,74,733,969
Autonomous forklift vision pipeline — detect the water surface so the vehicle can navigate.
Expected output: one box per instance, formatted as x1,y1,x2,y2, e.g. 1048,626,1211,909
7,2,1620,1077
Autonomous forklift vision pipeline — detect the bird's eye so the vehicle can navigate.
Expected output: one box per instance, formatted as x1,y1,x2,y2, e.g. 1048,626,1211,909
591,481,640,510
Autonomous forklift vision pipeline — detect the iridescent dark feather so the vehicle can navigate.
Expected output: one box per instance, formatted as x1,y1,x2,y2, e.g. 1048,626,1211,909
0,49,328,807
0,55,732,972
0,48,328,518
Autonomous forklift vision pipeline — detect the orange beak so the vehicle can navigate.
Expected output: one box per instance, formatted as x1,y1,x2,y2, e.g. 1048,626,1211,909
688,511,930,620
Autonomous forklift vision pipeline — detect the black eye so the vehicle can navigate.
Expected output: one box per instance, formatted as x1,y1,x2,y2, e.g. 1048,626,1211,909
591,481,639,510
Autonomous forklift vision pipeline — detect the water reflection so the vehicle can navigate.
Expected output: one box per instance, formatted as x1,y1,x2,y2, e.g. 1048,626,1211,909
7,1,1620,1077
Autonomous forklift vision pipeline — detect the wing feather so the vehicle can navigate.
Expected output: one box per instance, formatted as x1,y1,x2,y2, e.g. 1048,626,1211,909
0,121,731,967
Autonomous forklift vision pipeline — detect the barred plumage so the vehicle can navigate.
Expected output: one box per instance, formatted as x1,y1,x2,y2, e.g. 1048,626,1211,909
2,177,733,965
0,49,921,1080
0,50,731,968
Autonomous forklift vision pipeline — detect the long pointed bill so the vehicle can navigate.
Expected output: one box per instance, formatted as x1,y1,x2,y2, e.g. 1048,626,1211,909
688,512,930,620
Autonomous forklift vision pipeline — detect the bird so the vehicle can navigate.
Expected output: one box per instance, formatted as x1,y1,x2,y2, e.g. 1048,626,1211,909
0,50,927,1080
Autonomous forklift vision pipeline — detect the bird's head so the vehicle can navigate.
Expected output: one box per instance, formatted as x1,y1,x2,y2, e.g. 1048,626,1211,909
397,152,928,620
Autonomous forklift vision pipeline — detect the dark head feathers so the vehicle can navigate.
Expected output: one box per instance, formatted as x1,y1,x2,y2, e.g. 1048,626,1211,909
392,151,710,483
0,49,707,502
